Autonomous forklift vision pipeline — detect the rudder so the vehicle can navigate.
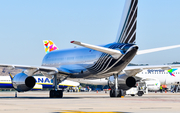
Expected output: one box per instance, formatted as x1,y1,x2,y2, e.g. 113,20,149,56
116,0,138,44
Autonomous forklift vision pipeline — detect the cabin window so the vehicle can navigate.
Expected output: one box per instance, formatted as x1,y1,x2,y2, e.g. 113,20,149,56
59,58,64,61
84,55,96,59
76,56,83,60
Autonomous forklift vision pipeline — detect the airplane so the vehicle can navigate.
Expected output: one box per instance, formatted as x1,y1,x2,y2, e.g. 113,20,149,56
76,67,180,95
133,67,180,91
0,74,80,91
1,0,180,98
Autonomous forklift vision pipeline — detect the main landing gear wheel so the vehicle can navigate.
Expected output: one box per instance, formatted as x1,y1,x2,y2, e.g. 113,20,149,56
110,89,115,97
110,89,124,97
110,74,125,98
50,90,63,98
117,89,124,97
137,91,144,97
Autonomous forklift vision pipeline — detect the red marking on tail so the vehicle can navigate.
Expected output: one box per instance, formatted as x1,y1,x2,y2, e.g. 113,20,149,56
44,42,49,46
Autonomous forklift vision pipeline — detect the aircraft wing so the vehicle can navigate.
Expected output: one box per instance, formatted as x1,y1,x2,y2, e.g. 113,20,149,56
0,64,71,76
122,64,180,76
137,45,180,55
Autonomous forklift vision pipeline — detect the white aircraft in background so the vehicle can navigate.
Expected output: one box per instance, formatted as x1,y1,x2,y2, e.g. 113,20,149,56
0,75,79,91
134,67,180,91
76,66,180,95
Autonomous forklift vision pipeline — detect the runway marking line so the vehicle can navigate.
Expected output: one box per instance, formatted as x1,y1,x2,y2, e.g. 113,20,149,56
53,110,125,113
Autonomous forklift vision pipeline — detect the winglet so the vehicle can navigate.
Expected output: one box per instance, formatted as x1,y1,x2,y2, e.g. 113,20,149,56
70,41,75,43
43,40,59,54
9,72,13,81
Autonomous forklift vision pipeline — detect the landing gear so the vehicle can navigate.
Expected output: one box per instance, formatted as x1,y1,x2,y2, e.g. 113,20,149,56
110,89,124,97
15,92,17,98
49,74,63,98
110,89,115,97
114,74,118,97
137,91,144,96
109,74,125,98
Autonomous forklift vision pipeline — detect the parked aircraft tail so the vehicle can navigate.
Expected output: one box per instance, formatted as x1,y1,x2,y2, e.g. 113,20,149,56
43,40,59,54
116,0,138,44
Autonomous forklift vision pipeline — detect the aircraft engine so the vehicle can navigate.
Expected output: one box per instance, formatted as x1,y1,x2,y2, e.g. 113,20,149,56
126,76,136,87
12,73,36,92
108,74,137,90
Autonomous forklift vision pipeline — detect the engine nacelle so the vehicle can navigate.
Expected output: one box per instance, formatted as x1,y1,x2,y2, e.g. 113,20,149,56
12,73,36,92
108,74,137,90
126,77,136,87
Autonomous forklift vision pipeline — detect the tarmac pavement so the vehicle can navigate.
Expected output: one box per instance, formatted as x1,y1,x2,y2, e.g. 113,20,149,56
0,91,180,113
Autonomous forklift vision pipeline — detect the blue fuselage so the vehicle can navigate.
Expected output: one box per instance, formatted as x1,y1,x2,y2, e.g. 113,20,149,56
41,42,138,79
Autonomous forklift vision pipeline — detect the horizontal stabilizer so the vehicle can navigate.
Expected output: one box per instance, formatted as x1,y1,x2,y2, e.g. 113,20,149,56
71,41,123,59
137,45,180,55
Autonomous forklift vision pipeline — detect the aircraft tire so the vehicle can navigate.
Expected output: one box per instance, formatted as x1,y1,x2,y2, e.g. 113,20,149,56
110,89,124,97
50,90,63,98
117,89,124,97
137,91,143,96
110,89,115,97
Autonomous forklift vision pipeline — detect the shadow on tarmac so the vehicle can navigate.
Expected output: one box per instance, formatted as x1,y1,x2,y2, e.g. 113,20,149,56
0,97,80,99
0,96,110,99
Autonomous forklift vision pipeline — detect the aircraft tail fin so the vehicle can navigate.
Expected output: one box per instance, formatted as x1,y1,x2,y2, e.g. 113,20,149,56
43,40,59,54
116,0,138,44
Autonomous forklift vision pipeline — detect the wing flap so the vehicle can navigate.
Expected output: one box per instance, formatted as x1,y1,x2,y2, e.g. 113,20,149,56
0,64,58,72
124,68,143,76
0,64,71,76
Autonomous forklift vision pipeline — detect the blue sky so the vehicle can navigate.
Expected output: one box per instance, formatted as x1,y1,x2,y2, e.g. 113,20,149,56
0,0,180,66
